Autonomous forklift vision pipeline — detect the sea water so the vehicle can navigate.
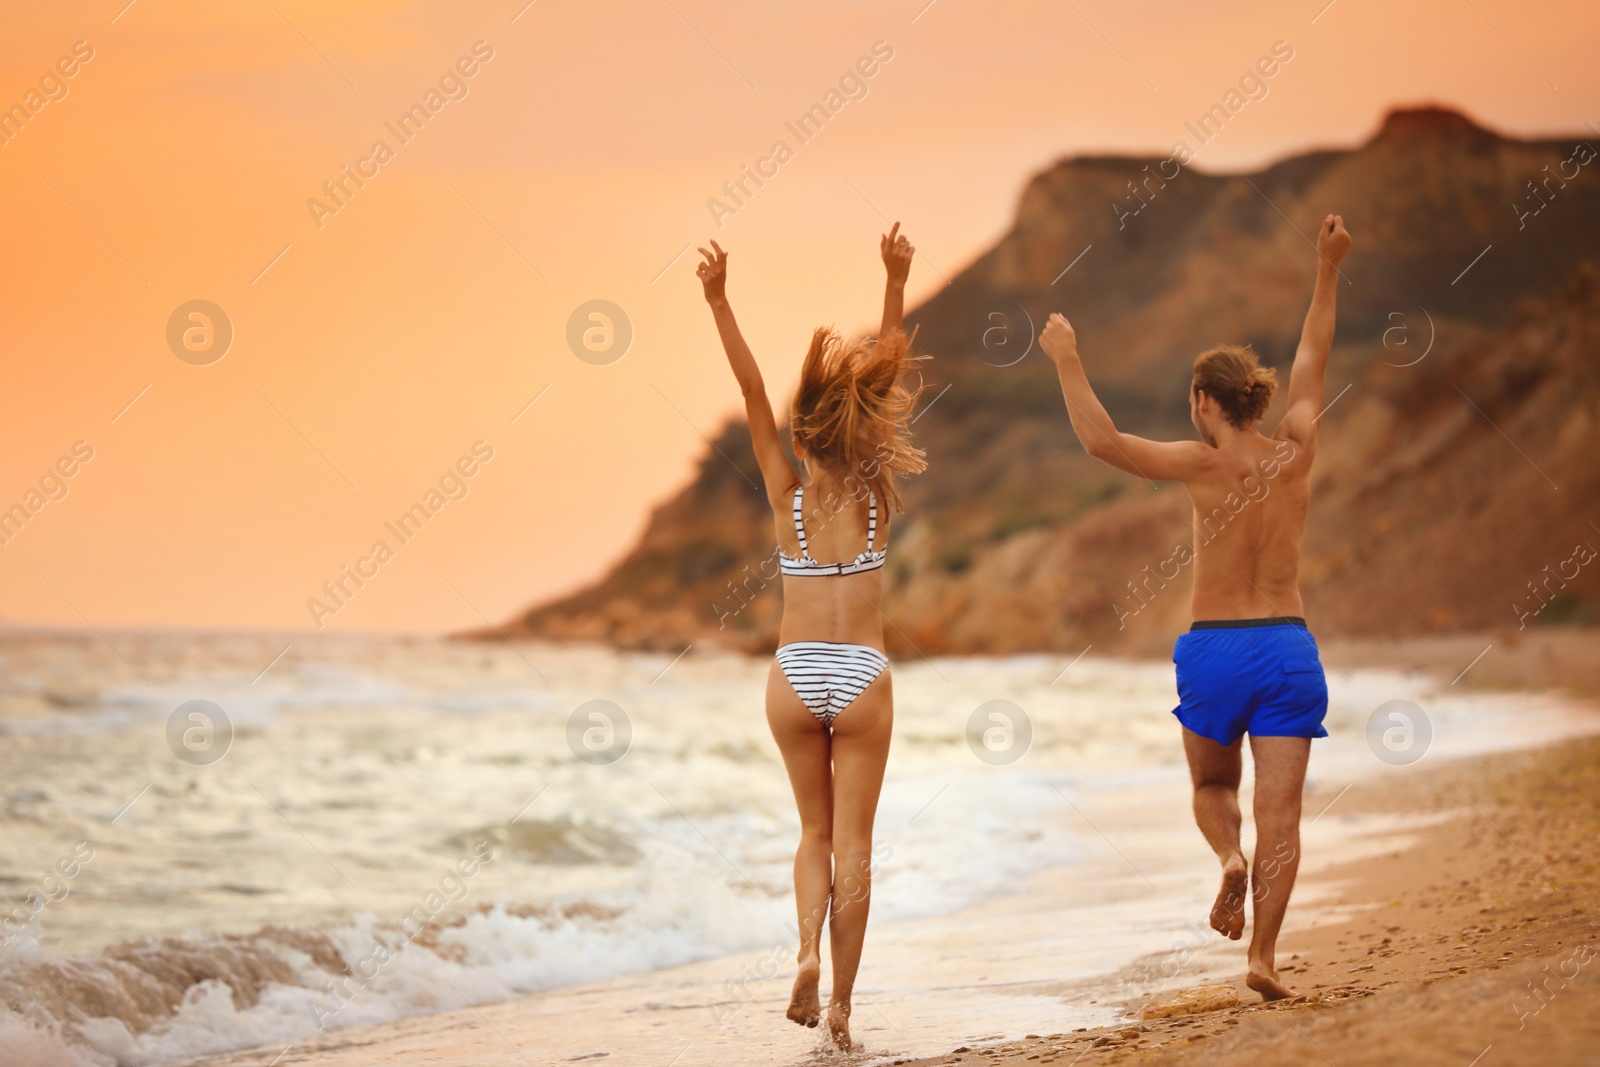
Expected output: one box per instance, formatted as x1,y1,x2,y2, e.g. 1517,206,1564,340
0,631,1587,1066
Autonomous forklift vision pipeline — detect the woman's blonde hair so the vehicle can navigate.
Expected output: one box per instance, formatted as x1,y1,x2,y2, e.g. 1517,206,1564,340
789,327,927,513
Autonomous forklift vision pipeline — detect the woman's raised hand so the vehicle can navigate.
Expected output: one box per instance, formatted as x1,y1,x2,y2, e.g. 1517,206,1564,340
696,240,729,304
880,222,913,287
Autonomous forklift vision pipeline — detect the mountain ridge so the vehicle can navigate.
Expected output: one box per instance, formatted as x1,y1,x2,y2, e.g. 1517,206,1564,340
486,106,1600,654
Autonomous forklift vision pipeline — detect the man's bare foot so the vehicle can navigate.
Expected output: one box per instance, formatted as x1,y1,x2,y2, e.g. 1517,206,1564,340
1209,858,1248,940
1246,959,1296,1001
786,960,820,1028
825,1001,853,1049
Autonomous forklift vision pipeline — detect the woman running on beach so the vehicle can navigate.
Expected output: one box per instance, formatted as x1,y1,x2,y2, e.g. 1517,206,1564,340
696,225,925,1050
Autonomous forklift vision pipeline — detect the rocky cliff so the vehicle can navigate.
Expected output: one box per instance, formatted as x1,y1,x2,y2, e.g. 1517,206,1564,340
493,107,1600,655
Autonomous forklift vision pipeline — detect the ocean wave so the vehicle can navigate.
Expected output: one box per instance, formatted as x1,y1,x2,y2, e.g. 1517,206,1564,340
455,815,643,865
0,848,781,1067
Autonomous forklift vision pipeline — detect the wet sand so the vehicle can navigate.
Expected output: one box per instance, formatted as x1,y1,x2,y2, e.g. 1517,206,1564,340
902,733,1600,1067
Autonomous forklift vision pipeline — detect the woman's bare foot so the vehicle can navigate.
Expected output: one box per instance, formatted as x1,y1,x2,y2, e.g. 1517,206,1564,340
786,959,821,1028
1246,958,1296,1001
825,1001,853,1049
1209,857,1248,940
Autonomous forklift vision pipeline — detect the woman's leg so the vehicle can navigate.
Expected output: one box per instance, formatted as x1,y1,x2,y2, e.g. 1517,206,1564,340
821,669,893,1049
765,662,834,1028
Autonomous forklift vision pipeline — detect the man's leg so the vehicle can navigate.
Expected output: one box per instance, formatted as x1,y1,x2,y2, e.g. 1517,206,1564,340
1181,728,1247,939
1245,735,1311,1000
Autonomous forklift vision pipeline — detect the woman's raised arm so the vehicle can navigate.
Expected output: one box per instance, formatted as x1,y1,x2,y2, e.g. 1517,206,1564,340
879,222,913,338
697,241,797,502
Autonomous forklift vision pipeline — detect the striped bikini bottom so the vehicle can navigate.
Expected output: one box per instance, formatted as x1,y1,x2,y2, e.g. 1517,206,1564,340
775,641,890,727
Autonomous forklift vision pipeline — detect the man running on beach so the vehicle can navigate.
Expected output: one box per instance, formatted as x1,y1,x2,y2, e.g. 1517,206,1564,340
1040,214,1352,1001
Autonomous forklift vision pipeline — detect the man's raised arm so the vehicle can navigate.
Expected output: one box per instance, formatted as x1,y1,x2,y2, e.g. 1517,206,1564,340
1275,214,1352,445
1041,313,1211,483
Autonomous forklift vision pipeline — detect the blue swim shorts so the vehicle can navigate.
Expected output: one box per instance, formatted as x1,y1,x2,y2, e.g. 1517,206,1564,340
1171,616,1329,746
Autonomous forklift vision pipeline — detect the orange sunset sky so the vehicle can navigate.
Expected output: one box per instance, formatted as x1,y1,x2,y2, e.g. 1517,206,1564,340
0,0,1594,633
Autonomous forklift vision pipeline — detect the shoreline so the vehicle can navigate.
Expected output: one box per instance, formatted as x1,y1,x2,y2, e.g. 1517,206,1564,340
171,667,1599,1067
1318,628,1600,700
900,731,1600,1066
8,629,1592,1067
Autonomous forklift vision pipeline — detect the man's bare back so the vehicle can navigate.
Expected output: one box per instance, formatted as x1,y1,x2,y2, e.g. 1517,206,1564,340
1183,427,1311,621
1041,213,1353,1003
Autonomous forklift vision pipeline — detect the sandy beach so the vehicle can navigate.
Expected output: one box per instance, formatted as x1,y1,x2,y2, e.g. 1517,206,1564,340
899,732,1600,1067
164,726,1600,1067
77,629,1585,1067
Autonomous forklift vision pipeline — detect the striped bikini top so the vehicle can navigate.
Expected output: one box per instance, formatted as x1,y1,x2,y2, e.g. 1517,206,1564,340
778,484,887,577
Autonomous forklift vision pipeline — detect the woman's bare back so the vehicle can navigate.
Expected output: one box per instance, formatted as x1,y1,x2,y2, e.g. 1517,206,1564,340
773,472,889,649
